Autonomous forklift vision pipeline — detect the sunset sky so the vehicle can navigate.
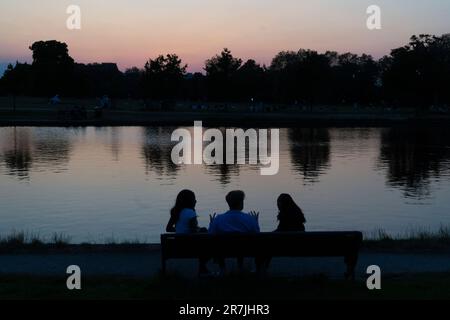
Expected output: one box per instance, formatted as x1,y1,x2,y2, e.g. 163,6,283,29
1,0,449,75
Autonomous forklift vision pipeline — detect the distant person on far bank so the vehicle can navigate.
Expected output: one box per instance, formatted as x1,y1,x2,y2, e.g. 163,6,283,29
49,94,61,105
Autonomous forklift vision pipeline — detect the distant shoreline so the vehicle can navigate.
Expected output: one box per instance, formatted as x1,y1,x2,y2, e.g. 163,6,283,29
2,96,450,127
2,110,450,127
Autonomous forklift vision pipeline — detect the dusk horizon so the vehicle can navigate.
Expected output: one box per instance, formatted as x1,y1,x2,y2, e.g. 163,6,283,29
1,0,450,75
2,0,450,308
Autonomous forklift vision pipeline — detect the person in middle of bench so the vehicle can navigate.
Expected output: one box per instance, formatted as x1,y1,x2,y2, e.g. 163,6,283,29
208,190,260,273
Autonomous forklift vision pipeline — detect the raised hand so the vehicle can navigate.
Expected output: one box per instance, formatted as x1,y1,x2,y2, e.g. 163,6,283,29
249,211,260,220
209,212,217,223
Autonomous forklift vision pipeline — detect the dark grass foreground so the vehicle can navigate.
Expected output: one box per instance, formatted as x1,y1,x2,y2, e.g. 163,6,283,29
1,273,450,300
4,227,450,254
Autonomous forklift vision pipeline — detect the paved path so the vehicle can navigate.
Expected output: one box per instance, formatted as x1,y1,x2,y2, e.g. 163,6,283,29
1,250,450,279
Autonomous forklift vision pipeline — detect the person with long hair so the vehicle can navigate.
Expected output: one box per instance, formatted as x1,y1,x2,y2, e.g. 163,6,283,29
166,189,209,275
166,189,206,233
275,193,306,232
256,194,306,273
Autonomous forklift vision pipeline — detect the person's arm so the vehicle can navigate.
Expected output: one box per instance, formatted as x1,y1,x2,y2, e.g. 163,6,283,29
166,215,176,233
254,220,260,233
188,216,200,233
208,217,216,234
249,211,260,233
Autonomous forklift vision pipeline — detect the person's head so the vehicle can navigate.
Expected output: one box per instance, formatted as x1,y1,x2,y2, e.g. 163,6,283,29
277,193,306,223
226,190,245,211
170,189,196,222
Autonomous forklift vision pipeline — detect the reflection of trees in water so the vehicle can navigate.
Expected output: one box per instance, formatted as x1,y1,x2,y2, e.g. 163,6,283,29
141,127,179,177
1,128,33,180
141,126,244,185
33,128,73,170
203,128,240,186
329,128,378,148
108,127,121,161
94,126,120,160
288,128,331,183
206,164,240,186
0,127,74,180
204,147,241,186
378,127,450,199
93,127,121,161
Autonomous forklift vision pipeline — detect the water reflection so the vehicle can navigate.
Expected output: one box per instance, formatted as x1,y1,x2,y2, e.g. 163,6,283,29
109,127,121,161
288,128,331,183
141,127,179,177
1,128,33,180
203,141,241,186
1,126,450,242
0,127,74,180
202,128,245,186
378,126,450,199
1,126,450,200
33,128,73,170
93,127,121,161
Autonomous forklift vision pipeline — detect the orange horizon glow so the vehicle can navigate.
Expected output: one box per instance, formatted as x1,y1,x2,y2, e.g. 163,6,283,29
1,0,450,73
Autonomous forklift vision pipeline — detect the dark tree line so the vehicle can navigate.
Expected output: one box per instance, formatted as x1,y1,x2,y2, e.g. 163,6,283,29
1,34,449,107
380,34,450,108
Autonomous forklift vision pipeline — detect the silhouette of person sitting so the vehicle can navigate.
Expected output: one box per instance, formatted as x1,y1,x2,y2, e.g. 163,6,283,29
166,189,209,275
256,193,306,273
275,193,306,232
209,190,260,274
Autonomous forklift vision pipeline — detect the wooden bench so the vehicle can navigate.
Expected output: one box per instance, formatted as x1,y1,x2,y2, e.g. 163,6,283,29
161,231,363,279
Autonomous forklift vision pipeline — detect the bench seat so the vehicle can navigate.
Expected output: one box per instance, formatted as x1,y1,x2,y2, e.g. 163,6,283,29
161,231,363,279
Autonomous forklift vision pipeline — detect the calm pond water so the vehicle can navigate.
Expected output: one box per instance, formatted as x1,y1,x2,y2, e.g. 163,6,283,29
1,126,450,243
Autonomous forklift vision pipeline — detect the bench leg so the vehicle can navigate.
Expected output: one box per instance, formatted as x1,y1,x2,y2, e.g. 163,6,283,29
344,254,358,280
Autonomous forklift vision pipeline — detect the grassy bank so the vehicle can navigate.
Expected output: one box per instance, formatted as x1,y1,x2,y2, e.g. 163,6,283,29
1,96,450,127
3,228,450,253
362,227,450,252
1,272,449,300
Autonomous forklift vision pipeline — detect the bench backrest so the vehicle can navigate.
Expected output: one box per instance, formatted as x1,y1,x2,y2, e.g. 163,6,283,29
161,232,363,259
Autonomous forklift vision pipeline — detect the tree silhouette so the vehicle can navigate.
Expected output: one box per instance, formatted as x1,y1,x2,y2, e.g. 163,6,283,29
73,63,124,97
183,72,207,101
381,34,450,108
234,59,267,102
0,62,32,106
29,40,75,95
124,67,144,98
269,50,334,104
205,48,242,101
269,50,379,105
332,53,379,104
0,34,449,108
143,54,187,101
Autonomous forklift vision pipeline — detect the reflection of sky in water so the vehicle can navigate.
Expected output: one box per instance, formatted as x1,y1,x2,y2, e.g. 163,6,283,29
1,126,450,243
